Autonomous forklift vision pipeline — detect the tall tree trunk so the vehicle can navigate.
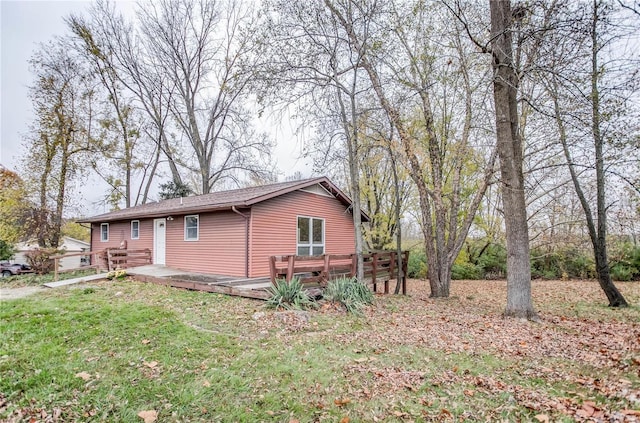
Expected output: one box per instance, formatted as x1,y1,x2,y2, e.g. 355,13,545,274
588,0,628,307
37,137,54,248
489,0,537,319
390,146,404,295
552,78,628,307
335,83,365,281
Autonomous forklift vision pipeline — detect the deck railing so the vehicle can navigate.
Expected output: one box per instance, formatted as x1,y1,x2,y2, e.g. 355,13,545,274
101,248,152,271
269,251,409,294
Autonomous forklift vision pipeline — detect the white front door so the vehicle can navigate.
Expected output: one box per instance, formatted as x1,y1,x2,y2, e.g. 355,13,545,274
153,218,166,265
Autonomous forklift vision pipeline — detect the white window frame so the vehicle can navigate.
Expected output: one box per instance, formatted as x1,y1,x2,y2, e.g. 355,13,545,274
297,216,324,256
131,220,140,240
184,215,199,241
100,223,109,242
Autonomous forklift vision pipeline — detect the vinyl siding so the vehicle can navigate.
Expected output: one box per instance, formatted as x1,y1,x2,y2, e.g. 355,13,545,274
164,211,247,276
91,220,154,252
249,189,355,277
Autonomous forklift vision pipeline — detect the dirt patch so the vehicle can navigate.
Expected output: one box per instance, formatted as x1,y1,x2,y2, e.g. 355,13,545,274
0,286,46,300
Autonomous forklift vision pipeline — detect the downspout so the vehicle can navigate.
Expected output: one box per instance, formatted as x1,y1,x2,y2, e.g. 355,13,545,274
232,206,250,278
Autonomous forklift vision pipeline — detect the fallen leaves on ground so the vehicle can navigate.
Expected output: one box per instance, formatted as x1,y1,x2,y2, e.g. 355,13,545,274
332,279,640,421
74,371,91,381
137,409,157,422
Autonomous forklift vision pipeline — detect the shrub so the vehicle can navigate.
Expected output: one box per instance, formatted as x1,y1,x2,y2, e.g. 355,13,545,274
266,277,315,310
407,249,428,279
323,277,373,314
610,264,634,281
609,242,640,281
23,248,62,274
451,262,482,280
475,243,506,279
564,250,596,279
530,248,563,280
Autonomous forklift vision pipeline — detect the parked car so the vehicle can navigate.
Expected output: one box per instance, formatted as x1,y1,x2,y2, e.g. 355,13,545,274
0,262,33,277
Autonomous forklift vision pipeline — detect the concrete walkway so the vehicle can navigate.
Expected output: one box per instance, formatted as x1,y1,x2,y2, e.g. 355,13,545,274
1,273,109,301
43,273,108,288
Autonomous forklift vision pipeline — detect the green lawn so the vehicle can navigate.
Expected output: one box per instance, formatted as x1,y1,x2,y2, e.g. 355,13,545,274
1,279,639,422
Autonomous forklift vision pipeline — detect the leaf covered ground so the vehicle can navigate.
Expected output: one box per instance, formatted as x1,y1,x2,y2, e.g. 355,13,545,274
0,278,638,422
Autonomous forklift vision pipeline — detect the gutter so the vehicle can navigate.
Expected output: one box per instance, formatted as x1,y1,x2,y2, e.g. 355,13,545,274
231,206,250,278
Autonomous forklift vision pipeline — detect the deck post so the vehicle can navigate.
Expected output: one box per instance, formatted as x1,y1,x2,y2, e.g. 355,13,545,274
371,252,378,292
387,251,395,294
286,255,295,282
350,254,357,279
323,254,330,284
269,256,277,284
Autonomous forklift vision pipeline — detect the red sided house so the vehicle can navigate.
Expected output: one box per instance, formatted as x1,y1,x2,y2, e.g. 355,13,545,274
81,177,367,278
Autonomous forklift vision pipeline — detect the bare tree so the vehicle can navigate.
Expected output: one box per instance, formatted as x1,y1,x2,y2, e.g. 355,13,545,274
259,0,374,279
540,1,633,306
82,0,273,196
136,0,272,193
67,14,158,209
89,0,183,191
325,0,497,297
23,39,96,247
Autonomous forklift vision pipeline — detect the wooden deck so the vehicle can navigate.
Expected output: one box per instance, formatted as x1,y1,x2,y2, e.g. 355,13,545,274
127,265,272,300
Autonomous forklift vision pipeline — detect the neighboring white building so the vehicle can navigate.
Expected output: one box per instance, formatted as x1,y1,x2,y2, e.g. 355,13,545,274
13,236,90,270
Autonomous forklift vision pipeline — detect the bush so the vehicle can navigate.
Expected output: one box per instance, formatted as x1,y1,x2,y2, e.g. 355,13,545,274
475,243,506,279
407,249,428,279
530,246,599,280
451,262,482,280
610,242,640,281
266,277,315,310
564,250,596,279
23,248,62,274
323,277,373,314
530,248,562,280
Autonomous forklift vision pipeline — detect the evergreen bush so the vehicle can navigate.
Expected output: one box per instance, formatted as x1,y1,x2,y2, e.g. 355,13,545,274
407,249,428,279
451,262,482,280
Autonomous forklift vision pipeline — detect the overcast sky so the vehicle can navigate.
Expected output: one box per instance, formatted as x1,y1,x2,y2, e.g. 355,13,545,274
1,1,94,171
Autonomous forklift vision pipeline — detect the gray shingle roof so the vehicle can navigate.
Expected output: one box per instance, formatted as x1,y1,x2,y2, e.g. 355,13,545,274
80,177,368,223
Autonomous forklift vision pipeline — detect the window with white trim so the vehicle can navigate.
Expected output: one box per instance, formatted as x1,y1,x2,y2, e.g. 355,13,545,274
100,223,109,242
131,220,140,239
297,216,324,256
184,215,199,241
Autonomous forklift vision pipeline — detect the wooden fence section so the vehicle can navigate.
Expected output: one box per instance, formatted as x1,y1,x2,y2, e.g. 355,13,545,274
100,248,152,271
50,250,102,282
269,251,409,294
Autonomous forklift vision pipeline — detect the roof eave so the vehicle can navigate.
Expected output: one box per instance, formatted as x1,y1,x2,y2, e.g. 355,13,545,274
78,203,249,224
